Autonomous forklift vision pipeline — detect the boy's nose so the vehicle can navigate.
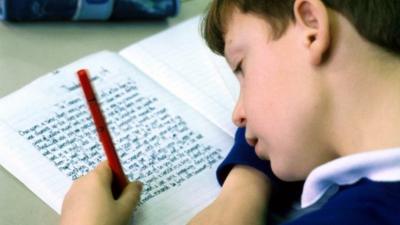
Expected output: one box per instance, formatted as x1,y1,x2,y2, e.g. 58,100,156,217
232,92,246,127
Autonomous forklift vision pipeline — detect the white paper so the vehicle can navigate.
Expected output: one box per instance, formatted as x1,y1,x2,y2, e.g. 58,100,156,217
120,16,237,136
0,51,234,225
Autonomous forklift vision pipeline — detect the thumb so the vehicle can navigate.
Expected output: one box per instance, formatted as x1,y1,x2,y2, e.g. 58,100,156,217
117,181,143,213
93,160,113,186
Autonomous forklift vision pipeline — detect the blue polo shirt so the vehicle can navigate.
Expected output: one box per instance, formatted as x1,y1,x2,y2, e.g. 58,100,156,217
217,128,400,225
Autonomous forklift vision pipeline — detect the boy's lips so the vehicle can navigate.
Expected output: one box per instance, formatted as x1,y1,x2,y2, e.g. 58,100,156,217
246,137,267,159
245,137,258,147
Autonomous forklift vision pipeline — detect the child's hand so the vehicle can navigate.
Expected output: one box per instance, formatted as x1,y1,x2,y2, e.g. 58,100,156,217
188,165,270,225
59,161,142,225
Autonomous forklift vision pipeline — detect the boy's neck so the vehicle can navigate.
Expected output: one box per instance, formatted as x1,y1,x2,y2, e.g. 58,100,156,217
325,15,400,156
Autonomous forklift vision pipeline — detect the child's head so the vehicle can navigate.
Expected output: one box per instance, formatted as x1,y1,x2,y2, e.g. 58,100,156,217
203,0,400,56
202,0,400,181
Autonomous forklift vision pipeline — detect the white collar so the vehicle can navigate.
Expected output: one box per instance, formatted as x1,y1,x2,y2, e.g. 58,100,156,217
301,147,400,208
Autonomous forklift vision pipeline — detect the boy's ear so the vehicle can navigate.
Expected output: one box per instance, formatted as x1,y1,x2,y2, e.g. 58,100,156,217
294,0,330,65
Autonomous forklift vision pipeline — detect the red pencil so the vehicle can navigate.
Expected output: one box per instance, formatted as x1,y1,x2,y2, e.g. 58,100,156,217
77,69,128,198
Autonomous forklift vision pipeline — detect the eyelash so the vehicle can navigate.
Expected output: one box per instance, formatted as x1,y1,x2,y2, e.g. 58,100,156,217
234,61,243,76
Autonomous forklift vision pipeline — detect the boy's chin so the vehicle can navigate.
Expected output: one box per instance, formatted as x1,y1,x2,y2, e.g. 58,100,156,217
254,150,268,160
271,161,306,182
254,144,269,160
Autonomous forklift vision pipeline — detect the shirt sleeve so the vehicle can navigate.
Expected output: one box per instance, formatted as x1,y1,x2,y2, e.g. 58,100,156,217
216,127,272,185
216,127,291,186
216,127,304,223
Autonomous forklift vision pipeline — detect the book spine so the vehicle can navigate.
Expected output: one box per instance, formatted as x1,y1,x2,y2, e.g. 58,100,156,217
1,0,180,21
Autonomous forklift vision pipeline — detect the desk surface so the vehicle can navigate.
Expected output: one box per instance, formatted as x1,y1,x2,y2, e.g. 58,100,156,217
0,0,210,224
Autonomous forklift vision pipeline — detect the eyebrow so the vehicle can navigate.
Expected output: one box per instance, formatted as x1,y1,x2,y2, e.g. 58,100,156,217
224,38,236,66
224,49,233,69
224,45,239,70
224,35,245,70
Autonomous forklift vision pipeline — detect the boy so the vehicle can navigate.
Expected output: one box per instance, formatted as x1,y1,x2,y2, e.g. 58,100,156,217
59,0,400,224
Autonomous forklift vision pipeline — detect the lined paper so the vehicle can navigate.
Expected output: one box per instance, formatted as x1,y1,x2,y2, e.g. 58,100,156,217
120,16,237,136
0,51,233,224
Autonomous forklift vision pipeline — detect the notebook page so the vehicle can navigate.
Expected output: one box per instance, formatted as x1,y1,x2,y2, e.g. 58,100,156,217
0,51,233,225
205,49,240,102
120,16,234,109
0,122,71,212
120,16,236,136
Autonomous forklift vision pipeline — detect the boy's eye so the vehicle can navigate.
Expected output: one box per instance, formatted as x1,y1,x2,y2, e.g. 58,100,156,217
233,61,243,76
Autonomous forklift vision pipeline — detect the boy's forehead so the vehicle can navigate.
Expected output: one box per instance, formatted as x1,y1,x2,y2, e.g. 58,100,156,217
223,10,247,62
224,10,271,64
224,8,243,39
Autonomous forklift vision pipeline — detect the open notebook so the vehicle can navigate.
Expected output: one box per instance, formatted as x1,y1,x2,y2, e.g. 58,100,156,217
0,16,239,224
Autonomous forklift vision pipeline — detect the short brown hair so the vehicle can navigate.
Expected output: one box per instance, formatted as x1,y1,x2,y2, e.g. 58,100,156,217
202,0,400,56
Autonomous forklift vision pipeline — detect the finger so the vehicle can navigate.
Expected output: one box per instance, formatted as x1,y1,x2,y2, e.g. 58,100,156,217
117,181,143,213
93,160,113,185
